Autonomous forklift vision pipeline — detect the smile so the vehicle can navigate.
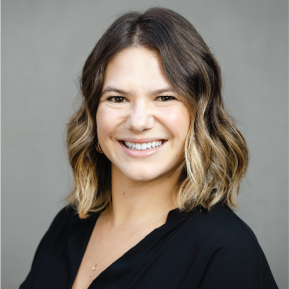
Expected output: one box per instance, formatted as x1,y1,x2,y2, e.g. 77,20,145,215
124,140,164,151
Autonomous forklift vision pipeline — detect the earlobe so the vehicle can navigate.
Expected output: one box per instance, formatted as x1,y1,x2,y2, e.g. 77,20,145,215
96,141,103,153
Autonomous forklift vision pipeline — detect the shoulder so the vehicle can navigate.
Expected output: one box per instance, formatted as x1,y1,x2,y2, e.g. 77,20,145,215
188,203,259,249
189,203,262,267
45,206,79,234
183,203,278,288
31,205,89,258
50,206,76,224
52,205,79,223
26,206,92,270
44,205,99,240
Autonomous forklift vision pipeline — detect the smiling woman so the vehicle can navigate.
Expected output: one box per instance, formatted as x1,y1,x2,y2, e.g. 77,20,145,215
20,7,278,289
97,47,190,182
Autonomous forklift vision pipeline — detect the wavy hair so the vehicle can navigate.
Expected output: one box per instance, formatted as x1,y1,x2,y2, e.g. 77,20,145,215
66,7,249,219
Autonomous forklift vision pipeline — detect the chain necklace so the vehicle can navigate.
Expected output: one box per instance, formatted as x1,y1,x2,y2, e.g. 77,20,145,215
91,204,175,271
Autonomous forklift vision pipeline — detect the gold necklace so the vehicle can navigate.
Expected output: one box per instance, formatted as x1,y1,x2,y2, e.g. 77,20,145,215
91,204,174,271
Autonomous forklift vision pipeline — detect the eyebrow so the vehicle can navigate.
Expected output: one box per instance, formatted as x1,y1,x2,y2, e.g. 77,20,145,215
101,86,177,97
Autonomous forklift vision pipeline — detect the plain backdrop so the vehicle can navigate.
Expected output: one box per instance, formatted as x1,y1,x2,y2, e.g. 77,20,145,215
2,0,288,288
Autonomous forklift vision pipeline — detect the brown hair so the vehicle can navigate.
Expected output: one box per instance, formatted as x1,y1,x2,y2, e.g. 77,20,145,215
66,7,249,219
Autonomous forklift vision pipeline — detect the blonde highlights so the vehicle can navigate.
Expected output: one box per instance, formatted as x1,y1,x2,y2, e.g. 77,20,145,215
66,7,248,219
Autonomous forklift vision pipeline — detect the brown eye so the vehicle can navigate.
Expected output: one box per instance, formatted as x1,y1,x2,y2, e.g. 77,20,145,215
109,96,126,103
158,96,175,101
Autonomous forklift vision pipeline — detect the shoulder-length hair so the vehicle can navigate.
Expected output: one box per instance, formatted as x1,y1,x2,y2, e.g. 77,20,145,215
66,7,249,219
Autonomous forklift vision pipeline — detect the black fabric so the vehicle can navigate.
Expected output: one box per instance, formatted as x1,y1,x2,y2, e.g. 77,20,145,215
20,202,278,289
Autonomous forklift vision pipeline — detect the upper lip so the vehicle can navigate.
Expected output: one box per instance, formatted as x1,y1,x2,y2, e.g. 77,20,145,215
119,138,166,143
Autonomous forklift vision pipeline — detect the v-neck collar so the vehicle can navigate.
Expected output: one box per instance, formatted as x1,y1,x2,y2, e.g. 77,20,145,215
70,207,200,289
166,205,204,222
86,204,204,224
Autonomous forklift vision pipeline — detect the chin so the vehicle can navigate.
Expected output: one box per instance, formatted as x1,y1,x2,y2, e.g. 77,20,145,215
122,168,162,182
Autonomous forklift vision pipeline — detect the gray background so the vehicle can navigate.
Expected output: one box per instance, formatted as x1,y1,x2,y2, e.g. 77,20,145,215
2,0,288,288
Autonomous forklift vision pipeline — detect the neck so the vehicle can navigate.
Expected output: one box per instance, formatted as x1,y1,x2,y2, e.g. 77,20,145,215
107,163,184,227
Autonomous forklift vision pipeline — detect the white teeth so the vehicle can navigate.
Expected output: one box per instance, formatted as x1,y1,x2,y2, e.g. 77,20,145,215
124,140,164,151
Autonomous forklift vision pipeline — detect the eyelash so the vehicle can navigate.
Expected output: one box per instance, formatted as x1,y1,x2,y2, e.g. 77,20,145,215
107,96,176,103
157,96,176,101
107,96,126,103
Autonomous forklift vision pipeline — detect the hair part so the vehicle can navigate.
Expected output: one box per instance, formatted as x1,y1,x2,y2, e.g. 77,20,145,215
66,7,249,219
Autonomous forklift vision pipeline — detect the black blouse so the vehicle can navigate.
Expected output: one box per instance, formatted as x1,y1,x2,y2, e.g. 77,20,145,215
20,202,278,289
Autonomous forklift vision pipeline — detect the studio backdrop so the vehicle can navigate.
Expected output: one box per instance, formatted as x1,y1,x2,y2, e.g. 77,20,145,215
2,0,288,288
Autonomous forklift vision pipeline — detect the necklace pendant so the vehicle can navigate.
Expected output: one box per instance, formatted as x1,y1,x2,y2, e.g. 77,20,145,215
92,264,97,271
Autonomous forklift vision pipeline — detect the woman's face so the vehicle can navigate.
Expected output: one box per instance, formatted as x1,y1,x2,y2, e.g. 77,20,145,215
97,46,190,182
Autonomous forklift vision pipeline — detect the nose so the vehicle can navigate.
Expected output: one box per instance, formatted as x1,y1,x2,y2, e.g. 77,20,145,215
126,100,154,132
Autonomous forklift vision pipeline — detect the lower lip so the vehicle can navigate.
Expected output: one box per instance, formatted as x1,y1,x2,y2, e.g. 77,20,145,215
119,141,167,158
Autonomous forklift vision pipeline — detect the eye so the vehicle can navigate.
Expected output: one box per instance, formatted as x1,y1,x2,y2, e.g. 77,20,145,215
108,96,126,103
157,95,176,101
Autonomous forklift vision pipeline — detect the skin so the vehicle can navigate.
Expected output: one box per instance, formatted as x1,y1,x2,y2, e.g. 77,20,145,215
72,46,191,289
97,46,191,224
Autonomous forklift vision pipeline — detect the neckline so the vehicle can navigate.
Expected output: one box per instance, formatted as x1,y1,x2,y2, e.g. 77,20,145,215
166,205,203,222
87,205,203,223
71,205,201,288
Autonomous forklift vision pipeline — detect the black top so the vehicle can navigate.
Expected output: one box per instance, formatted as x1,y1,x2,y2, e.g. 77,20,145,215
20,202,278,289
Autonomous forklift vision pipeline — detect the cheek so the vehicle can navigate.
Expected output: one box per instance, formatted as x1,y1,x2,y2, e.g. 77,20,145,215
159,105,191,140
96,111,109,139
96,105,126,141
96,106,115,142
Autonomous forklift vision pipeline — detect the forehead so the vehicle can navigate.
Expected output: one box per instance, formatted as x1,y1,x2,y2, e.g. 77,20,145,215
102,46,172,93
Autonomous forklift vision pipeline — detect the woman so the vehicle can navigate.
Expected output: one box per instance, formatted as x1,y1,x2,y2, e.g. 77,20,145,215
20,7,278,289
